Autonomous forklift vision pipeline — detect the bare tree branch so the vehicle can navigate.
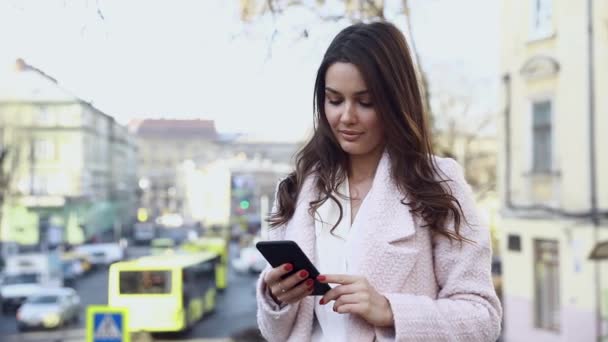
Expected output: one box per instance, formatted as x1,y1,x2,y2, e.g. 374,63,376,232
364,0,385,19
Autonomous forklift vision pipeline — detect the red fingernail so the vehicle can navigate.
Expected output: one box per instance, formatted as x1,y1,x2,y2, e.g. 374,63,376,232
319,299,325,305
317,275,326,281
299,270,309,278
284,264,293,271
306,279,314,286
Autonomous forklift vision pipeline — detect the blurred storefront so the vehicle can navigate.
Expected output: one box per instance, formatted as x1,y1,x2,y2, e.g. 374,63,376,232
500,1,608,341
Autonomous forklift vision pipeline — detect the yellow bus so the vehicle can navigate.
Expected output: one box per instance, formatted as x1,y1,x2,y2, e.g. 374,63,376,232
180,237,229,290
108,252,218,333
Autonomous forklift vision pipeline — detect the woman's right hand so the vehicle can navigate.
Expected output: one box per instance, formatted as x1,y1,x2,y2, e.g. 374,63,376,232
264,263,314,305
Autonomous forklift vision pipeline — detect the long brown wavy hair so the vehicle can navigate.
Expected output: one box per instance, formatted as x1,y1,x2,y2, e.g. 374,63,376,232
269,21,467,242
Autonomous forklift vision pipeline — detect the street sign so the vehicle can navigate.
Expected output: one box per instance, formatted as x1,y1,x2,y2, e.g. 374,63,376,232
86,305,130,342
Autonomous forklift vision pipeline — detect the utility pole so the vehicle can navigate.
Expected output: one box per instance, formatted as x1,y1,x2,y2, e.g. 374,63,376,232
586,0,601,340
260,195,269,239
29,138,35,195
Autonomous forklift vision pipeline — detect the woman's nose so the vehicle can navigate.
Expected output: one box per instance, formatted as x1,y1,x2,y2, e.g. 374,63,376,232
340,102,357,124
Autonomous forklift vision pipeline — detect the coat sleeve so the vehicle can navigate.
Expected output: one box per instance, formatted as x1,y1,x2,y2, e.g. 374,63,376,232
375,158,502,342
256,180,301,342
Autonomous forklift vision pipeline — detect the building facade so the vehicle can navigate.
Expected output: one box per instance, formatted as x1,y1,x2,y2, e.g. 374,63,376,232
0,59,138,245
131,119,302,228
500,1,608,341
130,119,219,219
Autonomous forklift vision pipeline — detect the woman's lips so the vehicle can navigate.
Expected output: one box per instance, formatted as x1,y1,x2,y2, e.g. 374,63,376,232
339,130,363,141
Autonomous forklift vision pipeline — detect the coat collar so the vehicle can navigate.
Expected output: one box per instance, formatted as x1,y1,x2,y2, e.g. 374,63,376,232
285,151,418,279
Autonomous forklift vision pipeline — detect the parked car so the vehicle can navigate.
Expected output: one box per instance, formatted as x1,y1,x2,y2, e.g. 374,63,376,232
16,288,81,331
232,237,266,274
61,252,88,276
61,260,81,287
74,243,124,267
1,273,45,313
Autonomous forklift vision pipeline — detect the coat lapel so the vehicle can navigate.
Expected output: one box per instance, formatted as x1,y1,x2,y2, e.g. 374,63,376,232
345,152,421,341
283,175,317,260
282,175,318,342
348,152,419,287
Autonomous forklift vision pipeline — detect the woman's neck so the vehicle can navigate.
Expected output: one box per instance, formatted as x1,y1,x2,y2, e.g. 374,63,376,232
347,148,384,184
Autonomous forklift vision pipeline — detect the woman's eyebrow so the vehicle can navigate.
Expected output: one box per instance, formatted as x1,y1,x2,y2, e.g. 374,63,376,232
325,87,369,95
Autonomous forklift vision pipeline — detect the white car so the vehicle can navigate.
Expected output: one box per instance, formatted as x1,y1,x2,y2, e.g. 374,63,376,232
74,243,124,267
1,273,46,313
16,288,81,331
232,245,267,274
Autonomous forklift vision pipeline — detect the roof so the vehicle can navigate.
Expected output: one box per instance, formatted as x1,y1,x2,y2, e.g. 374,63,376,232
0,59,78,103
114,252,218,269
0,59,120,124
129,119,218,140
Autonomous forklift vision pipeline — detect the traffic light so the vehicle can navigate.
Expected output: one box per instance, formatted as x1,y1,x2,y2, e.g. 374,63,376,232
137,208,148,222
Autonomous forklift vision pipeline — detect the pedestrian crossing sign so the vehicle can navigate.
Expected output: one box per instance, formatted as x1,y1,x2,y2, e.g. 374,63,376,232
86,305,130,342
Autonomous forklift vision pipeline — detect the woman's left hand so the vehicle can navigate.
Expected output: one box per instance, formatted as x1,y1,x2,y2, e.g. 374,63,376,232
317,274,394,327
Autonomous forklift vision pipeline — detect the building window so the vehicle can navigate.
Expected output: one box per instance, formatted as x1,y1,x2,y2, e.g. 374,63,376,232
32,175,49,195
534,239,560,331
531,0,553,39
532,100,552,173
35,106,55,126
34,139,56,161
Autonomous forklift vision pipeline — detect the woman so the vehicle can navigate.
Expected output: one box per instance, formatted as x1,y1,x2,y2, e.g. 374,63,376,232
256,21,502,342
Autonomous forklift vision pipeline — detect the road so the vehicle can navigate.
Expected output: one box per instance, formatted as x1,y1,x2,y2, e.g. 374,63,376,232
0,244,261,342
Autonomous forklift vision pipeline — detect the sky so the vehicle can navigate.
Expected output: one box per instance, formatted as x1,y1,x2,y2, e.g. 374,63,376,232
0,0,500,142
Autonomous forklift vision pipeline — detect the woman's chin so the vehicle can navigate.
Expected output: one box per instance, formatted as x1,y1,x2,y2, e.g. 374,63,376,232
338,139,385,157
339,142,370,156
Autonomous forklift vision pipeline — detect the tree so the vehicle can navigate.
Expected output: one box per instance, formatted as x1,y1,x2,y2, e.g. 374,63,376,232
0,144,18,239
238,0,496,197
238,0,432,118
0,116,26,240
0,147,9,206
430,71,497,198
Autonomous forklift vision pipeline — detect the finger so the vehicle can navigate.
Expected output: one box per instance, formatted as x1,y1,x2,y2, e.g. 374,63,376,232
333,293,364,309
280,269,312,291
264,263,294,286
334,303,365,315
319,284,358,305
316,274,359,285
279,278,314,304
270,269,311,298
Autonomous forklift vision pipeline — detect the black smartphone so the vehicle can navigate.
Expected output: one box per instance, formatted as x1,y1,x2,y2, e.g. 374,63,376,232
256,240,331,296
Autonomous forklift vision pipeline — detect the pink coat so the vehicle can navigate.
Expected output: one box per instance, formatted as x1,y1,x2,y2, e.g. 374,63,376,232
256,155,502,341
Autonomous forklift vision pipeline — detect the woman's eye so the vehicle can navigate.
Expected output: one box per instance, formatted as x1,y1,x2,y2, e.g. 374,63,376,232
359,101,373,108
328,99,343,105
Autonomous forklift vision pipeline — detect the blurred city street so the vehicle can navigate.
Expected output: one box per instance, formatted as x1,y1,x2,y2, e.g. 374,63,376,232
0,242,260,342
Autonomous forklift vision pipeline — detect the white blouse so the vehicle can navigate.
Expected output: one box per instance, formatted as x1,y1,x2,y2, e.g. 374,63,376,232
311,178,353,342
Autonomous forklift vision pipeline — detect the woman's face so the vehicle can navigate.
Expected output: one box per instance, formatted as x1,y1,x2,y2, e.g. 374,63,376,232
324,62,385,158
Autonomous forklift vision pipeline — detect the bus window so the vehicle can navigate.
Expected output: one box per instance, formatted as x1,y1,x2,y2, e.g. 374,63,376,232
119,271,171,294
